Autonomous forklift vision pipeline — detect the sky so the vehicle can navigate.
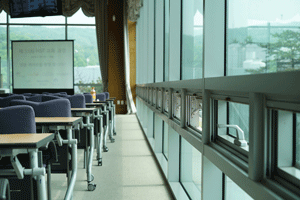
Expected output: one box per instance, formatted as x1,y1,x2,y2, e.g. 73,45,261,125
228,0,300,28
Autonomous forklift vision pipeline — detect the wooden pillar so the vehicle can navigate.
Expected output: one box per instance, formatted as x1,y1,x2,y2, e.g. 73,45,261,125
108,0,126,114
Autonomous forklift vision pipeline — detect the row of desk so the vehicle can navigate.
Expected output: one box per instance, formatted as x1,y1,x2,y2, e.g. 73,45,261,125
0,99,116,200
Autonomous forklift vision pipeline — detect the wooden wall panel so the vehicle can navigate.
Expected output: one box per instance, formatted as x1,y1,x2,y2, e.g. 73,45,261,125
128,20,136,106
108,0,127,114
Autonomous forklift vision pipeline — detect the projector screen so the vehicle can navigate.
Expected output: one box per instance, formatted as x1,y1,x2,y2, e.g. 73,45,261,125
12,40,74,90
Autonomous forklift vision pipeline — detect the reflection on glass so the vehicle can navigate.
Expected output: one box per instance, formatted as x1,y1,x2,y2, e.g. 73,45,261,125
149,88,152,104
296,113,300,169
189,96,202,131
67,8,95,24
0,26,7,87
225,176,253,200
173,93,181,119
0,11,7,23
180,137,202,200
163,122,169,160
182,0,203,80
164,0,169,81
158,89,162,108
228,102,249,143
153,88,156,106
164,90,169,113
227,0,300,76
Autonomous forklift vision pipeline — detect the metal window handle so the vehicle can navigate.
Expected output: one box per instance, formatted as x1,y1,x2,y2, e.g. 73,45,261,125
217,124,248,147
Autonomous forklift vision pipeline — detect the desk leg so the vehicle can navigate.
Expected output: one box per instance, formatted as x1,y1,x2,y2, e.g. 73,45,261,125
103,113,109,152
87,116,96,191
29,150,47,200
113,104,117,135
108,106,115,143
64,127,77,200
97,115,103,166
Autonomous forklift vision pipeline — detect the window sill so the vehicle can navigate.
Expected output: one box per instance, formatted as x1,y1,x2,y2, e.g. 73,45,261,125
169,182,190,200
280,167,300,180
219,134,249,152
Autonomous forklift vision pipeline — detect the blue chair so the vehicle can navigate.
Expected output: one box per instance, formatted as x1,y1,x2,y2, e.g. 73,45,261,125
0,105,37,199
25,94,62,102
11,99,71,117
83,93,93,103
66,94,86,108
0,95,25,108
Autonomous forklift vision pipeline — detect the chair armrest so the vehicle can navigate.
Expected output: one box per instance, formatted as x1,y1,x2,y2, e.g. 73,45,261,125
0,178,10,200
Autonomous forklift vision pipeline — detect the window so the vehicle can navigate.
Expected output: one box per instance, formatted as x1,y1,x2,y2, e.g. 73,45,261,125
164,0,170,81
0,25,7,87
172,92,181,120
180,137,202,199
272,110,300,189
0,8,101,91
164,90,169,113
215,100,249,156
224,175,253,200
163,121,169,160
181,0,203,80
187,95,202,132
227,0,300,76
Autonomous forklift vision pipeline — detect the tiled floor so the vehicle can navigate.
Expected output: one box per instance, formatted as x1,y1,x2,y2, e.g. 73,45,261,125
51,114,174,200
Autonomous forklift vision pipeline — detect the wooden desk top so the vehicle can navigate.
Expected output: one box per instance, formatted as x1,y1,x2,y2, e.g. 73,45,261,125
35,117,82,126
71,108,97,113
0,133,54,148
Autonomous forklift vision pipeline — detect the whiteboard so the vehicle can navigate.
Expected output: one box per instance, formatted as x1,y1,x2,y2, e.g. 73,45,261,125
12,40,74,89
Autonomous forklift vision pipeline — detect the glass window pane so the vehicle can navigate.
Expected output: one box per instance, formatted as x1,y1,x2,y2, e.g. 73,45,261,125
180,137,202,200
67,8,95,24
225,176,253,200
173,93,181,119
182,0,203,80
0,25,7,88
164,90,169,113
189,96,202,132
10,26,65,40
158,89,162,108
68,26,101,86
9,15,65,24
74,85,103,94
164,0,170,81
163,122,169,160
0,11,7,23
228,102,249,143
227,0,300,76
296,113,300,168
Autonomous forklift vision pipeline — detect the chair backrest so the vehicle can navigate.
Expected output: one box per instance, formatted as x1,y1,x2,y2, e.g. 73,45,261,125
103,92,109,99
66,94,86,108
0,95,25,108
96,93,106,101
0,105,36,134
11,99,71,117
41,95,62,102
25,94,43,102
83,93,93,103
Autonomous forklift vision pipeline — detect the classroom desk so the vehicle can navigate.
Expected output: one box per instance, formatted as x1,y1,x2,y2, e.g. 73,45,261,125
71,108,97,190
90,99,116,143
0,133,54,200
86,102,110,153
35,117,82,200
